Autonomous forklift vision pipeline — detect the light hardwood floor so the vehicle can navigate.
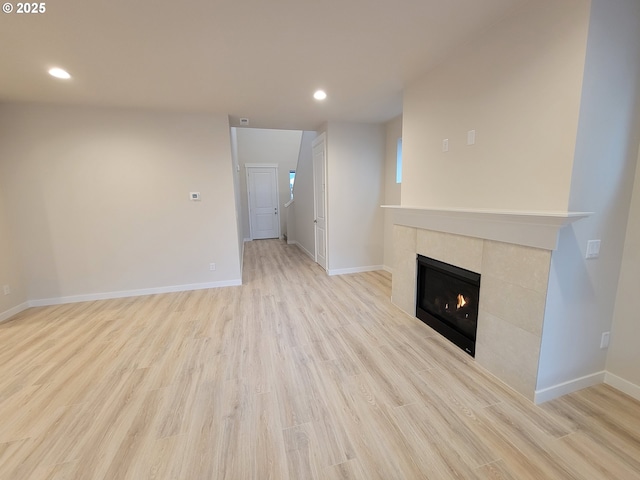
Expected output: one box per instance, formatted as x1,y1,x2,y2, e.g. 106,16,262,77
1,239,639,479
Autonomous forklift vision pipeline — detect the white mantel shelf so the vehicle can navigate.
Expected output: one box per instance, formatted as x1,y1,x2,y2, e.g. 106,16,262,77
382,205,592,251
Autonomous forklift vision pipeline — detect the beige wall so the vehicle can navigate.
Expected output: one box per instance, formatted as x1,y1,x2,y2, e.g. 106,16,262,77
609,146,640,390
383,115,402,270
326,122,385,273
0,104,241,302
537,0,640,393
229,127,245,274
0,187,27,318
236,128,302,239
401,0,590,211
290,131,317,257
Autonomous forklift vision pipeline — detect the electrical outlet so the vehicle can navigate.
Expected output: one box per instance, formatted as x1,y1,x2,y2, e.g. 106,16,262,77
600,331,610,349
3,285,10,295
209,263,216,271
442,139,449,152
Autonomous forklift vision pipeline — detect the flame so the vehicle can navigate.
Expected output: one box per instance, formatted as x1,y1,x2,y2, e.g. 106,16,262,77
456,294,467,309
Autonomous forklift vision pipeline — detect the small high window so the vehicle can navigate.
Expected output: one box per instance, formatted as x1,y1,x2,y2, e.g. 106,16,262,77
396,138,403,184
289,170,295,199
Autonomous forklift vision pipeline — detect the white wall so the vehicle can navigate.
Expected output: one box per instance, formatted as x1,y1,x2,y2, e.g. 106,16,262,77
383,115,402,271
609,146,640,394
0,104,241,303
401,0,590,211
0,187,28,319
326,122,385,273
229,127,245,275
290,131,317,258
537,0,640,393
236,128,302,239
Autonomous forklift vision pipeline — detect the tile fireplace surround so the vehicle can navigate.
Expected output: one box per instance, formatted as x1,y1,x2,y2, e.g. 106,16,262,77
385,206,590,401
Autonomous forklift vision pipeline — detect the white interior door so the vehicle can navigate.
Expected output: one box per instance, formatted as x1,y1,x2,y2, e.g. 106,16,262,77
312,135,327,270
246,165,280,240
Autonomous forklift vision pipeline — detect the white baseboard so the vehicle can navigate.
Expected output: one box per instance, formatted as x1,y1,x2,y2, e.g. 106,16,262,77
0,302,30,324
243,237,252,243
605,372,640,402
383,265,393,274
534,371,606,404
28,280,242,308
328,265,384,276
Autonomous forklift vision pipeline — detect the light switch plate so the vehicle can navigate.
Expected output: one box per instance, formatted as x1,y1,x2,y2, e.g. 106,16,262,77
586,239,601,259
467,129,476,145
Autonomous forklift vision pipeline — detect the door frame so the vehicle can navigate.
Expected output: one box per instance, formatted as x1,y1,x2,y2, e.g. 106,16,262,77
312,133,328,270
245,164,281,240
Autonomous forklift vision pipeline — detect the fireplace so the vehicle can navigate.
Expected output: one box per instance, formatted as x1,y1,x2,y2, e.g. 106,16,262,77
416,255,481,356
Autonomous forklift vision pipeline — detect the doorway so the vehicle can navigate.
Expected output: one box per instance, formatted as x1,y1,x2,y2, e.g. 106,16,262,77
246,164,280,240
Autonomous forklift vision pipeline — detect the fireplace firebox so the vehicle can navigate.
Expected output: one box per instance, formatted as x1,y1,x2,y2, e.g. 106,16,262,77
416,255,481,356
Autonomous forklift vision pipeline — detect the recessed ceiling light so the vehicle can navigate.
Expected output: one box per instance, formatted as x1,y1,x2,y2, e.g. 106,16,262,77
48,67,71,79
313,90,327,101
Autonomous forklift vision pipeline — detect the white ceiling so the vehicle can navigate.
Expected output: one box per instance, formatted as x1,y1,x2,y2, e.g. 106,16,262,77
0,0,527,130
